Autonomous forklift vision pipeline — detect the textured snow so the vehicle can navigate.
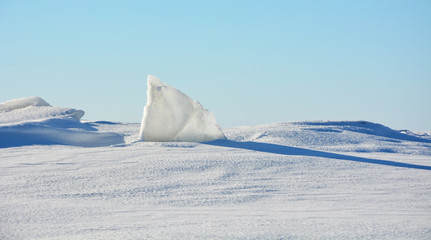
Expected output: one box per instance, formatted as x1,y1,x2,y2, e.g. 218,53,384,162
139,75,225,142
0,97,123,147
1,120,430,239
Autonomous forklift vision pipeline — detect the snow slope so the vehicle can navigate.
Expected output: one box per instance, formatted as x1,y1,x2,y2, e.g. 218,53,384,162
1,120,431,239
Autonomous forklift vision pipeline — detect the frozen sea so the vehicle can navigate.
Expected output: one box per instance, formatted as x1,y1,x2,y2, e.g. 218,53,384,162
1,120,431,239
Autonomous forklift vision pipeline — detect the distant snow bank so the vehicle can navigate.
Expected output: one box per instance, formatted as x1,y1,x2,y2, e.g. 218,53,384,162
224,121,431,155
0,97,123,148
139,75,225,142
0,96,50,112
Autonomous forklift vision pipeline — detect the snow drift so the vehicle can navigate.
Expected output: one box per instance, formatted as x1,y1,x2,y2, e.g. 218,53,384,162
0,96,123,147
139,75,225,142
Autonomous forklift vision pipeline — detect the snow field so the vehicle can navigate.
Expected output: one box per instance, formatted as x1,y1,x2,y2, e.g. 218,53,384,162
1,121,431,239
1,96,431,239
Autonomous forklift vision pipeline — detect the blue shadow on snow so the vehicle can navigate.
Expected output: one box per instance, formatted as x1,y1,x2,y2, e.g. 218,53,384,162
205,139,431,171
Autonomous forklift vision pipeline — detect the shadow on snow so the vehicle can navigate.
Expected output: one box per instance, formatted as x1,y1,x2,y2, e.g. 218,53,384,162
205,139,431,171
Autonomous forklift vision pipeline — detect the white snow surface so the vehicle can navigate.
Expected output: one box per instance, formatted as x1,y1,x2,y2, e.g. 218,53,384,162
139,75,225,142
0,97,123,147
1,119,431,239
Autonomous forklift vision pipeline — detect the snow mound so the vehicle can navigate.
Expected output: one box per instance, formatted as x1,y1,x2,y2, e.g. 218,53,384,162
0,96,50,112
0,97,123,148
139,75,225,142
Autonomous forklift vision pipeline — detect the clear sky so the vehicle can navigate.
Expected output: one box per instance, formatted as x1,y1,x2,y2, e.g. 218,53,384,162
1,0,430,131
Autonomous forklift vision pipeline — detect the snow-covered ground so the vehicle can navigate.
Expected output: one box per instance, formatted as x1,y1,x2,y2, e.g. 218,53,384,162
1,96,431,239
1,118,431,239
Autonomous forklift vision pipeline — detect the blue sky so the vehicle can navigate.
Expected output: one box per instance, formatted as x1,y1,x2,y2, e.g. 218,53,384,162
1,0,430,130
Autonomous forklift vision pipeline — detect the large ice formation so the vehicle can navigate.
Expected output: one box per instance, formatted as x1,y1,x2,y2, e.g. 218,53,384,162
139,75,226,142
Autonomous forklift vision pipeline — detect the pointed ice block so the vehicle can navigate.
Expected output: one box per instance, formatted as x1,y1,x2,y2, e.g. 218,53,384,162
139,75,226,142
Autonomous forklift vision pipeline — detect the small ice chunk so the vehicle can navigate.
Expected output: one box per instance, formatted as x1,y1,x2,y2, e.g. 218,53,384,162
139,75,226,142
